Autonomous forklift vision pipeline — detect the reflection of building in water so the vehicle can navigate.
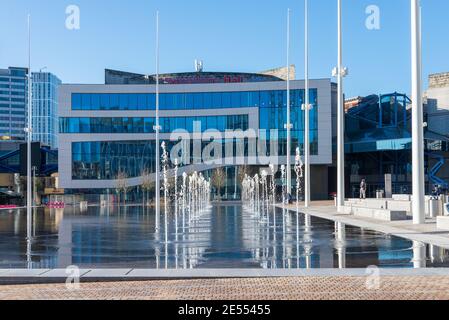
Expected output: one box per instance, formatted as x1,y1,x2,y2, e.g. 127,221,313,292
180,210,212,269
250,208,323,269
5,204,449,269
56,207,157,268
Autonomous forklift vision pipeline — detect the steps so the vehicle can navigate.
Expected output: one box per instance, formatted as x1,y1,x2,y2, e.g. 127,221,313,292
344,199,408,222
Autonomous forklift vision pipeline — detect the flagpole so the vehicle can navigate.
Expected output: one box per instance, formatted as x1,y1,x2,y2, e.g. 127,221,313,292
155,11,161,229
286,9,292,196
304,0,311,208
411,0,425,224
26,14,32,242
336,0,346,211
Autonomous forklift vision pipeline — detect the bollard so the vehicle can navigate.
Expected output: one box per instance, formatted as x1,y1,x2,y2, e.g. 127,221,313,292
429,199,439,218
444,203,449,216
376,190,384,199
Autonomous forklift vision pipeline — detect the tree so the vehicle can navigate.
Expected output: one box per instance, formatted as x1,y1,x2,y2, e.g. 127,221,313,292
211,167,226,200
237,165,249,188
116,169,129,206
141,169,153,207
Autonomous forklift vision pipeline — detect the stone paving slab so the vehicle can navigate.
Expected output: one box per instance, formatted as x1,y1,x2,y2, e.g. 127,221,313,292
40,269,92,278
0,269,51,277
84,269,134,278
2,276,449,300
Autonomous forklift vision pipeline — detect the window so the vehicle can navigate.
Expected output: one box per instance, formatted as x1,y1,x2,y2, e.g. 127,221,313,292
72,94,81,110
119,94,129,110
193,93,203,109
100,94,109,110
81,94,91,110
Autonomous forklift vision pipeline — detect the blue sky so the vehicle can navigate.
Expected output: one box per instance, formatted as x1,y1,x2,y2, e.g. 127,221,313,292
0,0,448,97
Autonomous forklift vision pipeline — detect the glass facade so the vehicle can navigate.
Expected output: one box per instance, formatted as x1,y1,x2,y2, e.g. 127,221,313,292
0,67,28,140
345,93,413,198
61,115,249,134
73,140,156,180
71,90,315,111
32,72,61,148
73,139,257,180
258,89,319,155
68,88,320,181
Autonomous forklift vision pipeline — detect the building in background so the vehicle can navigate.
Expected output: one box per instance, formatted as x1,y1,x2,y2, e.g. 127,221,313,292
344,96,363,112
0,67,28,142
59,68,336,201
104,66,295,85
345,93,413,197
32,72,61,149
424,72,449,190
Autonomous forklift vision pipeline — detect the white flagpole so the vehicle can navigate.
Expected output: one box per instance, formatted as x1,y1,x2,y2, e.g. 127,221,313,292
286,9,292,196
155,11,161,229
411,0,425,224
304,0,311,208
26,14,32,242
336,0,346,211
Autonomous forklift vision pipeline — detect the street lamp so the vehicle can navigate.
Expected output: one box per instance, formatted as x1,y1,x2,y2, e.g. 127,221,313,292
334,0,348,211
26,14,32,243
154,11,161,230
411,0,425,224
286,9,293,195
32,166,37,207
303,0,311,208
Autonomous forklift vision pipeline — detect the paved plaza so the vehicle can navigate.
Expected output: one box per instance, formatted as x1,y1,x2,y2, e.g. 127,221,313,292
2,275,449,300
282,201,449,249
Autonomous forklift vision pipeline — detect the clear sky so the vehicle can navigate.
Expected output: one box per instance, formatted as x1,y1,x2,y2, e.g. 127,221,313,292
1,0,448,97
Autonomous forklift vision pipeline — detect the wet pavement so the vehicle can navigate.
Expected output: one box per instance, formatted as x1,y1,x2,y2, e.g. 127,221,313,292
0,204,449,269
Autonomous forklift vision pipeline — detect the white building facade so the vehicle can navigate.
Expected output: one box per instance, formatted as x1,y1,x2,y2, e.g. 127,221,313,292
58,72,336,200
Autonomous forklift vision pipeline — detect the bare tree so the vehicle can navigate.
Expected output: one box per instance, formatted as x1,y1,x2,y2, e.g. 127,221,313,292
141,169,153,207
237,165,249,188
211,167,226,200
116,169,129,206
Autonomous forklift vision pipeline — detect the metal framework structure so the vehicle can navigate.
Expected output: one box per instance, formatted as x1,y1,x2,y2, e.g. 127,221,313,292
346,92,449,196
0,146,58,175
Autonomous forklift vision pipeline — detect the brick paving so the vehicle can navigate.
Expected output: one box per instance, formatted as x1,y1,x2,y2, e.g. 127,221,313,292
1,276,449,300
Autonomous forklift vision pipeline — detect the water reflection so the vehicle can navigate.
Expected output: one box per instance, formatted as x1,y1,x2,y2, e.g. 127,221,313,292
0,204,448,269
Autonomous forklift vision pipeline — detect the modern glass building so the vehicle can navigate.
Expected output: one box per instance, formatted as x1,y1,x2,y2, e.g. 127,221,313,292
344,93,415,197
58,70,336,200
0,67,28,141
32,72,61,149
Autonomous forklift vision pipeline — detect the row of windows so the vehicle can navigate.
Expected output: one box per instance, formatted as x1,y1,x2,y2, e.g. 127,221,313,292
60,115,249,134
0,117,25,122
10,69,27,77
0,92,25,96
0,103,25,109
72,89,317,111
0,97,25,102
0,122,24,127
0,77,26,82
0,110,24,115
72,136,319,180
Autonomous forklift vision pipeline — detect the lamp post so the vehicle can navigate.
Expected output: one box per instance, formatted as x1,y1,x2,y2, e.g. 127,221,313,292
154,11,161,230
286,9,293,196
303,0,311,208
26,14,32,243
32,166,37,207
334,0,348,211
411,0,425,224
